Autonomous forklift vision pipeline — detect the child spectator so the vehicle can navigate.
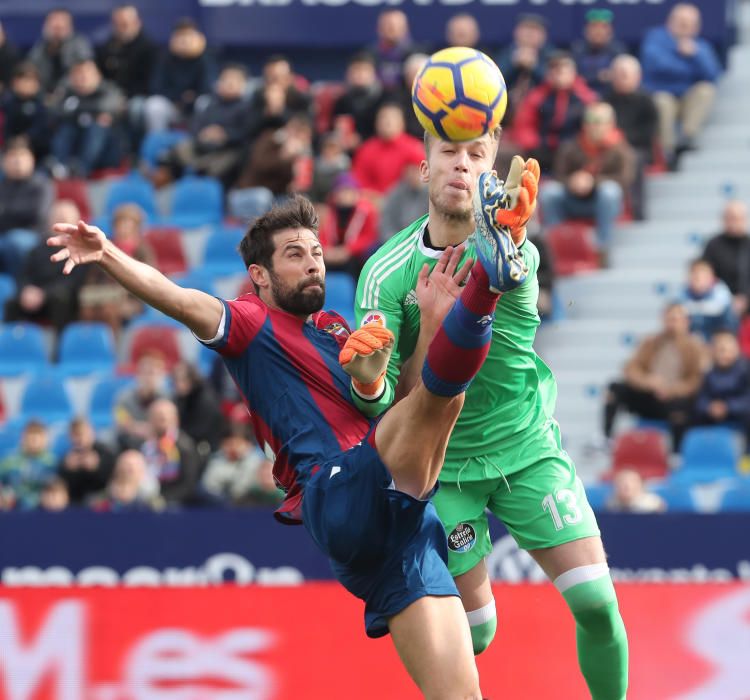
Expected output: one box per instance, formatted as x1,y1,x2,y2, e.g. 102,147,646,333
680,258,738,341
0,421,56,510
38,476,70,512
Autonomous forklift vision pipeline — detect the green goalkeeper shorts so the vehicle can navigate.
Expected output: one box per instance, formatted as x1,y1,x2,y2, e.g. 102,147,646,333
433,423,601,578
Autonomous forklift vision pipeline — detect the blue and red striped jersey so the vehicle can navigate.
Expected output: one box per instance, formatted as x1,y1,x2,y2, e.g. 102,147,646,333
202,294,373,523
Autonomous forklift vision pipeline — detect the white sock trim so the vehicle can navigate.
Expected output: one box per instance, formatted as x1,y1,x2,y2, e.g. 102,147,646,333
466,599,496,627
554,563,610,595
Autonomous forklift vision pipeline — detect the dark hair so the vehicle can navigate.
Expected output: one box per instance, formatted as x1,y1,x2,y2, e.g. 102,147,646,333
220,62,248,79
173,17,198,32
23,419,47,434
690,257,714,271
12,61,40,81
238,195,319,273
349,51,375,67
264,53,289,68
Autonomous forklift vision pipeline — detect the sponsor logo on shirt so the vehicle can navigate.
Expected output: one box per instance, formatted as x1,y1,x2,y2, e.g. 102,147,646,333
405,290,418,306
362,311,386,327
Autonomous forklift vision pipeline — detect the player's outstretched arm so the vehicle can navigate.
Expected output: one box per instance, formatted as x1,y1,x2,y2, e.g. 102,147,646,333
49,220,223,340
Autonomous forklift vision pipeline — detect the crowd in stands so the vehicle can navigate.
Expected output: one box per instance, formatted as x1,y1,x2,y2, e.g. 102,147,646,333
0,2,741,513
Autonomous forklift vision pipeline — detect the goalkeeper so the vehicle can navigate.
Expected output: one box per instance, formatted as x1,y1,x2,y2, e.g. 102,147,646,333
355,133,628,700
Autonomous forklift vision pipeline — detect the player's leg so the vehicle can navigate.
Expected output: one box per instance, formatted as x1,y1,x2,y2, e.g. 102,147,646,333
455,561,496,656
389,595,482,700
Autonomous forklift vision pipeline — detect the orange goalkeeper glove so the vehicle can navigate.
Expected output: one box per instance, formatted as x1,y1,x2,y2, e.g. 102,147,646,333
339,320,394,399
495,155,540,246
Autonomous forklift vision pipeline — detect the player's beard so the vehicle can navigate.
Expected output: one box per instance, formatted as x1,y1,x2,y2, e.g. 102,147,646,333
269,270,325,315
429,188,473,224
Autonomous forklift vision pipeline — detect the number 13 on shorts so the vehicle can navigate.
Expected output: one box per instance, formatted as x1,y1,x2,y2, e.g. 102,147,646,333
542,489,583,531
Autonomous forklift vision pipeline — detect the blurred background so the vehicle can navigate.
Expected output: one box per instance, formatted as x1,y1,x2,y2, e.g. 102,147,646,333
0,1,749,698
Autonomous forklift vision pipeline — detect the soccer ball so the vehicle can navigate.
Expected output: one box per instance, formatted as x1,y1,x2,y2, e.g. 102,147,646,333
411,47,507,143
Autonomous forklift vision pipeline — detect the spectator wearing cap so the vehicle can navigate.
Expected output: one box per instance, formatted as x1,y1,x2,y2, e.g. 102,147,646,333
511,51,597,172
28,8,93,95
371,9,417,90
603,55,659,220
48,59,125,179
571,9,627,95
495,14,553,125
319,173,379,279
379,152,428,241
640,3,721,168
352,102,424,199
332,53,385,149
144,18,216,133
538,101,635,258
1,63,51,160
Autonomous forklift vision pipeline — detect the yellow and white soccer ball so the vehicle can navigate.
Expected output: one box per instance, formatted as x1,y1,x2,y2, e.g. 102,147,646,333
411,46,507,143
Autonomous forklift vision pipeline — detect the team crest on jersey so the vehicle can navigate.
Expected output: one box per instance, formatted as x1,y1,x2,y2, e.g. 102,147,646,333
323,322,348,338
361,310,386,327
448,523,477,553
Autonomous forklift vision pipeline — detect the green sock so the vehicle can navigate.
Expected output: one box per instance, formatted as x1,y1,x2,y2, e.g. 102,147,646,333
467,599,497,656
557,564,628,700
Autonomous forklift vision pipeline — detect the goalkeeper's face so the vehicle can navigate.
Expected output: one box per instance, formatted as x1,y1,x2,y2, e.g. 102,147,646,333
266,228,326,315
423,134,496,224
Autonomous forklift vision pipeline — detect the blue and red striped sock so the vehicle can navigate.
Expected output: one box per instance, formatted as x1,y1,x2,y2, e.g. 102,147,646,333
422,264,499,397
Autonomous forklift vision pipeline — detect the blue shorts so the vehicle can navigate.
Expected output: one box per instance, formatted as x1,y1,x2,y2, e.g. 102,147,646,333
302,437,458,638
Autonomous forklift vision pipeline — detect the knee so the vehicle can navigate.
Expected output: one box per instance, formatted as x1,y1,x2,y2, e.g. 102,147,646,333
596,180,623,206
467,598,497,655
539,180,565,208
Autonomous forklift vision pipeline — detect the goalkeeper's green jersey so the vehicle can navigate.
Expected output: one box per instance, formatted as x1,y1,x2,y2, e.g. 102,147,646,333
354,215,558,480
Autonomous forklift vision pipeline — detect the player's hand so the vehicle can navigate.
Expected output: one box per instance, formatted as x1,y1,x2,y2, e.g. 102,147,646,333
47,220,108,275
339,320,395,385
495,155,540,246
417,244,473,331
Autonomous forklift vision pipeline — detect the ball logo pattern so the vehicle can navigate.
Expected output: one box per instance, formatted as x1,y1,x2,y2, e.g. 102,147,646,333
412,47,507,143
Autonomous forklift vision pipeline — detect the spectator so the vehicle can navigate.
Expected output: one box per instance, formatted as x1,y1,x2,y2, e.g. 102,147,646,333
391,52,430,139
495,14,552,125
605,469,666,513
1,63,51,160
78,204,154,337
308,131,351,204
379,153,428,240
0,421,56,510
0,140,53,274
680,258,738,341
511,51,597,172
445,14,491,56
28,8,93,95
144,18,216,133
4,199,85,331
372,9,416,90
694,330,750,442
702,201,750,318
603,302,705,450
115,352,169,449
229,114,312,221
92,449,161,512
140,398,202,505
352,102,423,198
200,423,281,506
96,4,156,99
247,55,312,138
571,8,627,95
318,173,379,278
38,476,70,512
332,52,384,149
57,417,115,504
172,361,225,456
538,101,635,258
640,3,721,168
48,59,125,179
603,54,659,220
528,233,557,320
0,20,19,90
153,64,252,188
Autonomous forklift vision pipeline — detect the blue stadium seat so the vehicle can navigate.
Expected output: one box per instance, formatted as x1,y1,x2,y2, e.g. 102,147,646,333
673,426,740,484
51,430,71,460
0,421,23,460
719,484,750,512
201,227,245,276
583,483,612,511
0,273,16,309
103,173,157,222
89,375,134,429
0,323,49,376
652,483,696,512
159,176,223,228
170,270,218,296
58,322,117,377
325,272,356,323
139,130,188,169
20,373,73,425
131,305,183,328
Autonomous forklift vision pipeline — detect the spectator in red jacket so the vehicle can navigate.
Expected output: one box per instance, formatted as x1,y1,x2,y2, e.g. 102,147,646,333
318,172,379,279
510,51,597,171
352,101,423,200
